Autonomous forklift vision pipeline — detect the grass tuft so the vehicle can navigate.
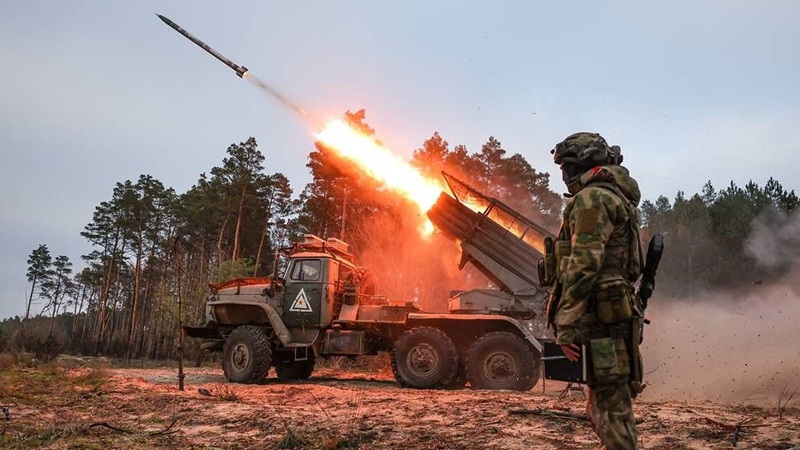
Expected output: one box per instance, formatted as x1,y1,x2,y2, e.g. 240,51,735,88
277,429,307,449
213,383,240,402
0,353,15,370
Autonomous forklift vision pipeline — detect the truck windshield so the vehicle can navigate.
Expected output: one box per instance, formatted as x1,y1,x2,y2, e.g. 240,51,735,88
290,259,321,281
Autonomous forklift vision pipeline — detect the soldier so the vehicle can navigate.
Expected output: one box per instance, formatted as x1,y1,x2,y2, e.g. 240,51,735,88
546,132,645,450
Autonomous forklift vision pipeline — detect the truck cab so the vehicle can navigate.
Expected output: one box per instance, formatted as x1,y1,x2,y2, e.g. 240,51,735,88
279,235,354,329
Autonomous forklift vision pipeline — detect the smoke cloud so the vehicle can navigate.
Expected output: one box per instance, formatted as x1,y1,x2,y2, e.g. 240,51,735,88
744,207,800,270
348,205,488,313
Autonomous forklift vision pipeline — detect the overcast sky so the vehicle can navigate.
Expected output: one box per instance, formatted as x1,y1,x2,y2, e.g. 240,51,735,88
1,1,798,320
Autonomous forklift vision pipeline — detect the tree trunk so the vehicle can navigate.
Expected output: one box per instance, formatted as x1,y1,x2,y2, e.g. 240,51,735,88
217,210,231,263
127,225,145,360
101,259,124,355
233,184,247,261
70,283,86,346
25,274,37,320
48,284,63,335
176,241,185,391
135,264,153,359
94,232,121,354
254,215,270,277
80,290,95,344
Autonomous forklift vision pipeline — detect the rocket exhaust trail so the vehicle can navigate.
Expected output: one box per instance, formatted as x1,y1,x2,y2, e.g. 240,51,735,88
243,72,308,118
158,14,309,119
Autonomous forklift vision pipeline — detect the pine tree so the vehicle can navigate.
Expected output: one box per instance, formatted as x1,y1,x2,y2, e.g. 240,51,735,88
26,244,53,319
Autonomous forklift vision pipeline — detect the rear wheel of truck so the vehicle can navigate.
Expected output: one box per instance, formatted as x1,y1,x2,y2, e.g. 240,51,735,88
391,326,459,389
222,325,272,384
275,352,316,380
466,331,540,391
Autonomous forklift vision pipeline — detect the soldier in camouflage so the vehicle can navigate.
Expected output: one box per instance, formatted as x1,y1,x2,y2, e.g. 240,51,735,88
547,132,644,450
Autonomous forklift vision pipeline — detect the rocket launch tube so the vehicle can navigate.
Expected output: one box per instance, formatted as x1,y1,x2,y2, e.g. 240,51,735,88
157,14,248,78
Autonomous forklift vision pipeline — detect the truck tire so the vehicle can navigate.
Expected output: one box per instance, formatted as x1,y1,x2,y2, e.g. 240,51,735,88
466,331,540,391
391,326,458,389
222,325,272,384
275,352,316,380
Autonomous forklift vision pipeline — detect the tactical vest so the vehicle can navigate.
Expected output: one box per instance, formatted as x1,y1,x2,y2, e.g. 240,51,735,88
546,180,643,311
580,180,643,285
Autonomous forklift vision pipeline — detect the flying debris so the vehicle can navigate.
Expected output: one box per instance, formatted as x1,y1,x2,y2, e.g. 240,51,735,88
157,14,248,78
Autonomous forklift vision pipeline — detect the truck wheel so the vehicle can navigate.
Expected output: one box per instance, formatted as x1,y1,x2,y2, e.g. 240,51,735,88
275,352,316,380
391,326,458,389
466,331,540,391
222,325,272,384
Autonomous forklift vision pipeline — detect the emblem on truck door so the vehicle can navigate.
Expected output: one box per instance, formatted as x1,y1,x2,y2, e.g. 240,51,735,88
289,288,314,312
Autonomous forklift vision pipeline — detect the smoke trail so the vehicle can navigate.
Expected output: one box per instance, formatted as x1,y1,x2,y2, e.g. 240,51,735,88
243,72,308,118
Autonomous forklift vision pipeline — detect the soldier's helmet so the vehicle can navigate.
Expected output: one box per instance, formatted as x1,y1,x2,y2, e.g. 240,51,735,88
551,132,623,167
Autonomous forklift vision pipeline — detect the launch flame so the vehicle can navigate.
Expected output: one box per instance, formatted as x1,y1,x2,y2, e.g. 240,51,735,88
316,119,445,233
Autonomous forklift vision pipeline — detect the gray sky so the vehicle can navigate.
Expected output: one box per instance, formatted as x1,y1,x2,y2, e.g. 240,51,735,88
1,1,798,319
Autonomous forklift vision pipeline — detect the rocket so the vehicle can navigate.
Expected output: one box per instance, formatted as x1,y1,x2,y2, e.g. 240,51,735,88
157,14,248,78
157,13,309,118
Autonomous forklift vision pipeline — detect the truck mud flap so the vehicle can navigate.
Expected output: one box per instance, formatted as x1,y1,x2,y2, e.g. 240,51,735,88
183,322,221,340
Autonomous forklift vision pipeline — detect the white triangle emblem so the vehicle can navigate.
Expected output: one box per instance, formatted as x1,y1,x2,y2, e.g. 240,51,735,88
289,288,313,312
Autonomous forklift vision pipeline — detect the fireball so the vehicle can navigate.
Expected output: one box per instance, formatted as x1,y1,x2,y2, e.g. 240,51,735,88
316,119,444,233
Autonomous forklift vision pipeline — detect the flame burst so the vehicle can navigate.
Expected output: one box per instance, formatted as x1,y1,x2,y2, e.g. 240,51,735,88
316,119,444,233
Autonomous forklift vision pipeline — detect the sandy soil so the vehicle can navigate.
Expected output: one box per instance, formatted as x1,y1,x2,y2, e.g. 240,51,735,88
2,362,798,450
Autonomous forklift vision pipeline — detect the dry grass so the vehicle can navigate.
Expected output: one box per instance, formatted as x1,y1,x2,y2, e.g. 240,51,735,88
277,429,307,449
2,361,798,449
0,364,110,405
0,365,173,449
0,352,15,369
779,384,798,420
73,367,112,392
0,366,109,448
212,383,240,401
317,354,391,374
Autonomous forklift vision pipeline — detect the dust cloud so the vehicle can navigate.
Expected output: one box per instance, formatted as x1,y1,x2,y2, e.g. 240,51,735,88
643,284,800,404
644,208,800,405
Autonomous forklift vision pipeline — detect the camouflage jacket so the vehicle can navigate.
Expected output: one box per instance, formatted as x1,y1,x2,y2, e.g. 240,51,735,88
554,165,642,345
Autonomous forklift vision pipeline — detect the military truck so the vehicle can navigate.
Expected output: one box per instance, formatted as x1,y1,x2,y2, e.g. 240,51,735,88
185,173,557,390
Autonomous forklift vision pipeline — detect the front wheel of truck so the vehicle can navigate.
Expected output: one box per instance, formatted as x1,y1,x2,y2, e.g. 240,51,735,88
391,326,459,389
222,325,272,384
466,331,540,391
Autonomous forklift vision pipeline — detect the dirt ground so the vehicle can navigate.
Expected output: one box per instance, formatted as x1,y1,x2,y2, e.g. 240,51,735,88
1,358,798,450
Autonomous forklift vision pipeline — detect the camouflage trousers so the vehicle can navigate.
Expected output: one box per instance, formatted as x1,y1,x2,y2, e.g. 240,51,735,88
586,382,638,450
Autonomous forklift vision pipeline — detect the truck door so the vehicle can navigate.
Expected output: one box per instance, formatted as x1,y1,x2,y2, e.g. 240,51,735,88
283,258,324,327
